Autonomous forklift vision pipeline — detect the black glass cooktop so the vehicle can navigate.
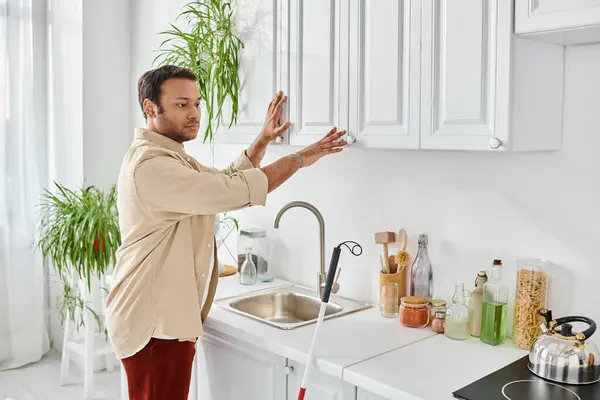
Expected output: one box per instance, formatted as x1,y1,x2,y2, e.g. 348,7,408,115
453,356,600,400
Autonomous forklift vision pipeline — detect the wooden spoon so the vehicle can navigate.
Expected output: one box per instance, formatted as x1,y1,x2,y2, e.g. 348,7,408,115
398,228,407,251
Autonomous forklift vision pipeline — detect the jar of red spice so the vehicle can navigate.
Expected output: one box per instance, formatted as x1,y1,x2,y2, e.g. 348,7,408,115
431,311,446,333
399,296,430,328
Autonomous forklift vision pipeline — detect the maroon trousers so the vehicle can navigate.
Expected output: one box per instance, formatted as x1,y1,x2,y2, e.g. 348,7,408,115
121,338,196,400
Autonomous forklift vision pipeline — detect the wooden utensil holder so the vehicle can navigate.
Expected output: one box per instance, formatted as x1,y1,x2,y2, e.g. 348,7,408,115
379,268,407,311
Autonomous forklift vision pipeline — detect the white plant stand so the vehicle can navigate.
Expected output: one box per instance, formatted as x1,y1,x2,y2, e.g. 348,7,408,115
60,272,116,399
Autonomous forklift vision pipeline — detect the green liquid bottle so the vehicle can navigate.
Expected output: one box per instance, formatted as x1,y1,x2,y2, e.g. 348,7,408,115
480,259,509,345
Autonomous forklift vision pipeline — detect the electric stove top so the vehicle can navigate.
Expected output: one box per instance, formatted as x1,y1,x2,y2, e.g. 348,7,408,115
453,356,600,400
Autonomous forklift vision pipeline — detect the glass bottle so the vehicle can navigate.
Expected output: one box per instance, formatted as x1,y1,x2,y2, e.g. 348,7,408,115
444,281,470,340
239,246,257,285
469,271,488,337
410,233,433,300
480,259,509,345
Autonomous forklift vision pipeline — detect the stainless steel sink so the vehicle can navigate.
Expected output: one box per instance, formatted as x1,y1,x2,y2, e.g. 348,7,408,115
215,284,372,329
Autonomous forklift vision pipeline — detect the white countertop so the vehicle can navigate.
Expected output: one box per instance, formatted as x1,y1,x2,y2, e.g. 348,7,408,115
208,275,528,398
208,275,437,379
344,334,529,400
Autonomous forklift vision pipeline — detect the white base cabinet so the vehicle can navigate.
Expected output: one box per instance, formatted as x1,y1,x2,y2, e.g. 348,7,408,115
195,331,287,400
515,0,600,45
195,330,359,400
356,388,388,400
216,0,566,152
286,360,357,400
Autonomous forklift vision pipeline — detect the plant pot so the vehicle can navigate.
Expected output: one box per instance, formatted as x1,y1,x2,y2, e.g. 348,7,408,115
93,231,107,253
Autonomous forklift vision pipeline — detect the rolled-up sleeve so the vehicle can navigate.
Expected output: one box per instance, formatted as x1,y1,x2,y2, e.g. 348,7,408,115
134,156,268,216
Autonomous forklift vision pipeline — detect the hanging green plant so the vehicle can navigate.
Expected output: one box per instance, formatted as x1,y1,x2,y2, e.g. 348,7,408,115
154,0,244,143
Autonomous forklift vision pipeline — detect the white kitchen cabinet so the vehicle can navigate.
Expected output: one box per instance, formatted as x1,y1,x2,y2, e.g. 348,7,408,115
286,360,357,400
287,0,348,146
195,330,287,400
356,388,388,400
420,0,565,151
219,0,567,152
347,0,421,149
515,0,600,45
214,0,286,145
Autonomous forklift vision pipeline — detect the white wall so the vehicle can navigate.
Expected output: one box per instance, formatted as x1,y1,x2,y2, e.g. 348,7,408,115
129,4,600,336
82,0,132,191
209,43,600,335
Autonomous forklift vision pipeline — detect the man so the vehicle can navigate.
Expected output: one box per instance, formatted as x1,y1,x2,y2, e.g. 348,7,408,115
105,65,346,399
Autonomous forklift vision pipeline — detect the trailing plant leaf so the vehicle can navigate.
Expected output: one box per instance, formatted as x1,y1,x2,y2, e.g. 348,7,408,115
57,275,106,338
154,0,244,143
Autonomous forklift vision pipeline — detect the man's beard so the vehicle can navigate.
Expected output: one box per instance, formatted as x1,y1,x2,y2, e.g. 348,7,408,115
156,113,191,143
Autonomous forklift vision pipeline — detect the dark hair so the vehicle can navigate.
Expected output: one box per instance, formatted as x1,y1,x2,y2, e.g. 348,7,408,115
137,65,197,120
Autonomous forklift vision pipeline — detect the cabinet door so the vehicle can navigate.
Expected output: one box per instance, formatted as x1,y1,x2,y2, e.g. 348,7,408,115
515,0,600,35
420,0,511,151
195,331,286,400
215,0,286,144
356,388,388,400
348,0,421,149
286,361,356,400
288,0,347,146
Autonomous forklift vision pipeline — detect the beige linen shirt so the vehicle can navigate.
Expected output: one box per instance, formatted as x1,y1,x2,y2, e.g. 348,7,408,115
105,128,268,359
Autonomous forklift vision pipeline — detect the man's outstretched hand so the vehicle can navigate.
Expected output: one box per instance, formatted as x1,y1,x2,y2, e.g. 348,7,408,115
246,91,291,166
259,127,348,194
297,127,347,167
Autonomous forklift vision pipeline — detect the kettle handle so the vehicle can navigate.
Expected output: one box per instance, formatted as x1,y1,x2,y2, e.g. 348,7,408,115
554,316,596,341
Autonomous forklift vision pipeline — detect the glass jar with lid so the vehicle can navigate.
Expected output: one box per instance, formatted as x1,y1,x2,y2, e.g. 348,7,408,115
429,299,447,326
399,296,430,328
512,258,549,349
431,311,446,333
237,228,272,282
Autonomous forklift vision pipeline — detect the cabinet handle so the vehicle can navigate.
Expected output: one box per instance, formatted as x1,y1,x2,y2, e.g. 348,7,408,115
284,365,294,375
274,136,284,144
489,137,503,149
345,135,356,146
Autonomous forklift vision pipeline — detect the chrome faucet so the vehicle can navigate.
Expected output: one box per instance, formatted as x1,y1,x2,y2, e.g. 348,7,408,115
274,201,339,299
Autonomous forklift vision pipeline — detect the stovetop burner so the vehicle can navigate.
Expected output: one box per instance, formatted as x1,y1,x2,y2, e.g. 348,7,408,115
453,356,600,400
502,380,581,400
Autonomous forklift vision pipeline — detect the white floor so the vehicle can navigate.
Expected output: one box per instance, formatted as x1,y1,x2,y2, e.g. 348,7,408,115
0,349,120,400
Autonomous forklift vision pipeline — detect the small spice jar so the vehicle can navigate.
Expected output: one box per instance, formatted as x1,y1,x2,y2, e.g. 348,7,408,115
431,311,446,333
399,296,430,328
429,299,447,326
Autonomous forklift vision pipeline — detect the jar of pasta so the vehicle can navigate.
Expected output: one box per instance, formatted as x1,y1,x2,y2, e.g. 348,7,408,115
512,258,549,349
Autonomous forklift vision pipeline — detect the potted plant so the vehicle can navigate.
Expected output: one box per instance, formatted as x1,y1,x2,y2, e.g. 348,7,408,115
35,182,121,331
154,0,244,143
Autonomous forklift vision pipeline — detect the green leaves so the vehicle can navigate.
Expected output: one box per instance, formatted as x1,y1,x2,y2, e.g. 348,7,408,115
154,0,244,143
35,182,120,332
35,182,120,289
